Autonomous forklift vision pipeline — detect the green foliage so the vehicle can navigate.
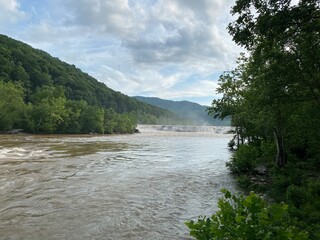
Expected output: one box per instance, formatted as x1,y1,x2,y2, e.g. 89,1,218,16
186,189,309,240
227,144,259,174
80,105,105,134
285,180,320,239
236,175,252,188
25,86,67,133
205,1,320,238
0,33,184,133
57,100,87,134
286,185,308,208
211,0,320,166
260,141,276,163
113,113,137,134
103,108,118,134
0,80,26,131
269,163,308,201
0,78,137,135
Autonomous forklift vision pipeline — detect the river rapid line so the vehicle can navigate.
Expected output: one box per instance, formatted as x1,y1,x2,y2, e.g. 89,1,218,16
0,125,237,240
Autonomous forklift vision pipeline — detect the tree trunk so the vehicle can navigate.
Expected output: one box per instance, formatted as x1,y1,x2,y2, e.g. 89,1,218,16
240,125,244,145
236,127,240,149
273,127,287,167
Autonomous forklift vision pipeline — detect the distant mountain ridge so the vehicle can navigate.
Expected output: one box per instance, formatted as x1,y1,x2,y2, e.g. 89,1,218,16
134,96,230,126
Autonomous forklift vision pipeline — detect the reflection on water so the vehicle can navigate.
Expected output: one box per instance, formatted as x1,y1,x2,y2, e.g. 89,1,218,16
0,126,236,239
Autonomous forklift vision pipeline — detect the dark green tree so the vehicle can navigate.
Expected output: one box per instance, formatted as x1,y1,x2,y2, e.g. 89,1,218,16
80,105,105,134
57,100,88,134
25,86,67,133
211,0,320,167
0,81,26,131
200,1,320,239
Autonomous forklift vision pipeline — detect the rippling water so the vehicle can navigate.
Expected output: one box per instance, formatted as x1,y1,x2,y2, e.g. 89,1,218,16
0,125,236,240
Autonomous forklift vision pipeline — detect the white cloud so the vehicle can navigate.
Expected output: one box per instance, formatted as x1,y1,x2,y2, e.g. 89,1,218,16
61,0,140,37
0,0,25,24
44,0,239,69
3,0,242,104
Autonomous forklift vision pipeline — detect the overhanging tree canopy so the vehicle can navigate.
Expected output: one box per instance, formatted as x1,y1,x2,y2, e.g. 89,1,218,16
209,0,320,167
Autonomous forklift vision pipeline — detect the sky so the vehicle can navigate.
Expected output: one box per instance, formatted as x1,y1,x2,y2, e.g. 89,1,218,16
0,0,242,106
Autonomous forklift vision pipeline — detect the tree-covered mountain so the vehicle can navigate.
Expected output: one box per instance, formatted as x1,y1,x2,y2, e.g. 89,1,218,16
0,34,184,133
134,96,230,126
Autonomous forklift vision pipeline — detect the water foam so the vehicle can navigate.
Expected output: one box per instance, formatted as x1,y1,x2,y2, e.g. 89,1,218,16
137,124,232,134
0,147,49,160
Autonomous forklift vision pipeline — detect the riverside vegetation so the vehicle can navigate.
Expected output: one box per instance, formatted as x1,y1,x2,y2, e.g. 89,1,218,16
0,34,188,134
187,0,320,239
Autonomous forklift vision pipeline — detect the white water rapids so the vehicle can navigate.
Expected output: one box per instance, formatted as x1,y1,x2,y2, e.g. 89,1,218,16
0,125,237,239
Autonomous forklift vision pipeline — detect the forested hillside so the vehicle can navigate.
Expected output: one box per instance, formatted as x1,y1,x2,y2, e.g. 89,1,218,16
0,34,184,133
134,96,230,126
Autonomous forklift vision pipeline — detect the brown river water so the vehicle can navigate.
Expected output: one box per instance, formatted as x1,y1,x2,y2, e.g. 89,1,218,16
0,125,237,240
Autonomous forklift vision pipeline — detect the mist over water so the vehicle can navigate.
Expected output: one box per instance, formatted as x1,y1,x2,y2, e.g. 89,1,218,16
0,126,237,239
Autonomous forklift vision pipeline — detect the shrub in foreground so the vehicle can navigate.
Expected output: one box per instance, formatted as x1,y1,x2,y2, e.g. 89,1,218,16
186,189,308,240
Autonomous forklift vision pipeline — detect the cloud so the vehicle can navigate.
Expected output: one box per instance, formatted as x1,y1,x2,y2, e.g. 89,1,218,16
89,64,221,105
3,0,241,104
0,0,26,25
45,0,238,69
61,0,140,37
123,0,237,68
90,65,184,97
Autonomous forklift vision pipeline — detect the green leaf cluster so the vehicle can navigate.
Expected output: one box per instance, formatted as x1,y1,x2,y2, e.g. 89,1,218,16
0,81,138,134
0,81,26,131
186,189,308,240
227,144,260,174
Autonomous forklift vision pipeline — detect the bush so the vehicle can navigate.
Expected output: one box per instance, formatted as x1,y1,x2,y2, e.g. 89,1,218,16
260,140,276,163
269,163,308,202
227,144,259,174
186,189,308,240
286,185,309,208
237,175,252,188
286,180,320,239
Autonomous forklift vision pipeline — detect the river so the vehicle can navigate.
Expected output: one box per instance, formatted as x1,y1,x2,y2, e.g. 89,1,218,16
0,125,236,240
